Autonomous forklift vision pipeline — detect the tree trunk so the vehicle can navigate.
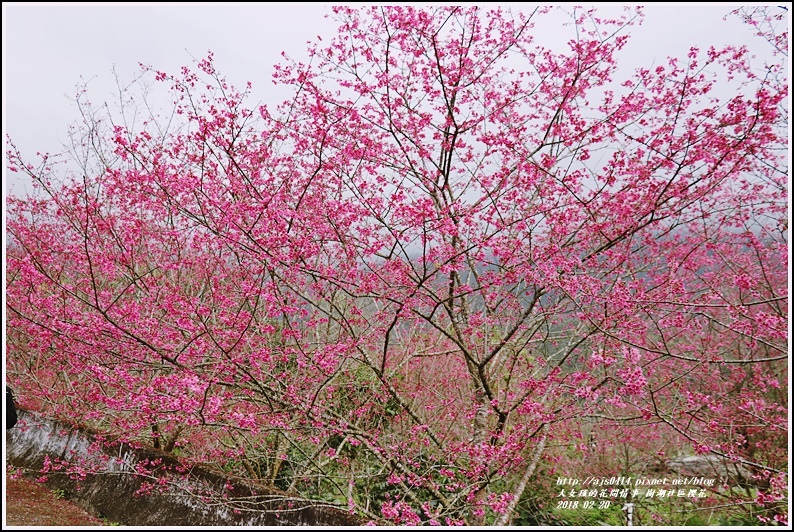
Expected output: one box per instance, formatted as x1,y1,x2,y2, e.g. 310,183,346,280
495,426,548,526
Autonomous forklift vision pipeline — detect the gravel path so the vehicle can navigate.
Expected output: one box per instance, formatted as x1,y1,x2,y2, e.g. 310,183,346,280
5,470,107,527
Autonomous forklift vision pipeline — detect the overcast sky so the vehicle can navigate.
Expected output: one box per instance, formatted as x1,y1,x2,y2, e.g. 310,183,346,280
2,3,788,198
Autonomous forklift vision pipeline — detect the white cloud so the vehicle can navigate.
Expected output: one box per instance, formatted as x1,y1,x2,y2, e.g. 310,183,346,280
3,3,783,197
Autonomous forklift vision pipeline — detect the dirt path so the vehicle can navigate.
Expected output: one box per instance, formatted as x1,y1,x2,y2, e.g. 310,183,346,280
5,470,106,527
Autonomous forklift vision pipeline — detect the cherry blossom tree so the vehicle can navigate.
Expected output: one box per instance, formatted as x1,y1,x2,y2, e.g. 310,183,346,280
6,5,788,525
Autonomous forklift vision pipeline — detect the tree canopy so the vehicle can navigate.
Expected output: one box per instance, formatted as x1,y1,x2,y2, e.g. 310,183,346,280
6,5,788,526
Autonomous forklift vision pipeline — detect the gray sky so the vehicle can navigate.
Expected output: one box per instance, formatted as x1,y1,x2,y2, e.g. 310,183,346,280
2,3,785,198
